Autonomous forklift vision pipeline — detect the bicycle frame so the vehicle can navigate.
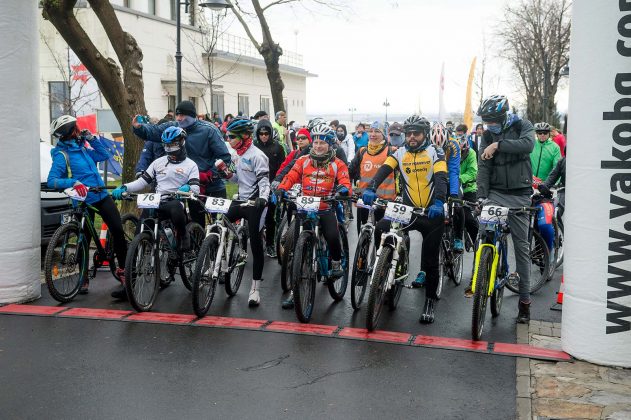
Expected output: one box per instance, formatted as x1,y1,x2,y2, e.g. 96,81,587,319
205,213,241,280
370,219,407,292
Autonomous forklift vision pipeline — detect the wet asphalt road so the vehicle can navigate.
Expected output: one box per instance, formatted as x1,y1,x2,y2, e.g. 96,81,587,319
0,221,562,419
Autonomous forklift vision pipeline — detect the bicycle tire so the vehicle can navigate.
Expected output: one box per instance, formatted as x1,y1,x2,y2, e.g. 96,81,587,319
554,222,564,269
450,250,464,286
490,284,504,317
292,231,317,323
472,246,493,340
327,227,349,301
44,222,88,303
157,231,176,289
504,231,551,294
366,246,393,331
351,230,372,310
280,218,297,292
225,225,247,297
191,235,220,317
436,243,445,299
388,235,409,311
179,222,205,291
105,213,139,281
125,231,160,312
275,214,288,266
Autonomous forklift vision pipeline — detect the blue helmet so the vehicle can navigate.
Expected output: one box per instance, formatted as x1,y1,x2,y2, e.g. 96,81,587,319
161,126,187,157
227,117,254,136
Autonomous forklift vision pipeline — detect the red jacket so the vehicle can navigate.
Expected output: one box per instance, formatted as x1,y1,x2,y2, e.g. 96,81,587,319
278,155,351,210
276,149,300,176
553,133,566,157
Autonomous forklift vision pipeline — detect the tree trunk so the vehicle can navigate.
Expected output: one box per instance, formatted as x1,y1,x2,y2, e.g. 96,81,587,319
260,42,285,113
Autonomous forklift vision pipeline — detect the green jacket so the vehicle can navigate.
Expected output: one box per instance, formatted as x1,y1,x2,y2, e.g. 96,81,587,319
530,138,561,181
459,150,477,193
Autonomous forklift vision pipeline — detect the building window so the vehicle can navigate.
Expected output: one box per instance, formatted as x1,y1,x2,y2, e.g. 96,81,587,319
49,81,70,122
170,0,177,20
260,96,271,115
168,95,176,113
238,94,249,117
148,0,156,15
212,93,225,119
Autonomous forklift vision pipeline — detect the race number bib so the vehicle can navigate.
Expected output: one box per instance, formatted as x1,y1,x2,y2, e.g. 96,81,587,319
296,195,321,212
137,193,160,209
64,188,86,202
384,202,413,223
205,197,232,214
479,205,509,223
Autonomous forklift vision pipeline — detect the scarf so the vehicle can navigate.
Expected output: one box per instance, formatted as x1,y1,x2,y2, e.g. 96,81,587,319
367,140,386,155
233,136,253,156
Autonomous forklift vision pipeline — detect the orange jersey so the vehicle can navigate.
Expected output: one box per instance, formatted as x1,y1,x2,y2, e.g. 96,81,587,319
278,155,352,210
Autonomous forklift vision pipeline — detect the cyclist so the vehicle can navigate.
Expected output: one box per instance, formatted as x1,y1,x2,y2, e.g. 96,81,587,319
362,115,448,323
353,123,369,153
336,124,355,163
111,126,200,299
454,132,479,252
275,123,352,307
254,118,286,258
531,122,561,183
135,141,165,179
276,128,311,176
477,95,535,323
132,100,231,226
47,115,127,294
348,121,397,235
539,148,566,218
217,117,270,307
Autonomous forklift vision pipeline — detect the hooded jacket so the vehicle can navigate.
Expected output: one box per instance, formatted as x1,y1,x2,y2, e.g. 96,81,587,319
254,119,286,181
133,119,231,192
337,124,355,162
530,138,561,181
47,138,110,204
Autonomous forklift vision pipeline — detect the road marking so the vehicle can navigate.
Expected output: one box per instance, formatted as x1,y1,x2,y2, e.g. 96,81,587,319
0,303,572,362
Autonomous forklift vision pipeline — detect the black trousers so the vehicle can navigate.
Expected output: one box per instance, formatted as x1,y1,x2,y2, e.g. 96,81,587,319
189,187,226,226
356,207,386,236
375,214,444,299
139,200,188,241
88,196,126,268
264,202,277,247
227,203,265,280
300,210,342,260
453,191,479,243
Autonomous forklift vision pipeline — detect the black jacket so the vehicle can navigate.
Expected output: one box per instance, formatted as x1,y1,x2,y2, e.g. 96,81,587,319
254,119,286,181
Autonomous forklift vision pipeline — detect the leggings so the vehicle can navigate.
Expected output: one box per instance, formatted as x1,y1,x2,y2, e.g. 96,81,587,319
264,202,277,247
375,214,444,300
88,196,126,268
227,203,265,280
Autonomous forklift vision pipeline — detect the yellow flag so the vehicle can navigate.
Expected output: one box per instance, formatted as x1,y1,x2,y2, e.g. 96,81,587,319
464,57,477,130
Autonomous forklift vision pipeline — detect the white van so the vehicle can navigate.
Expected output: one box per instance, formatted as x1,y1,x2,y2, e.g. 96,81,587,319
40,140,72,245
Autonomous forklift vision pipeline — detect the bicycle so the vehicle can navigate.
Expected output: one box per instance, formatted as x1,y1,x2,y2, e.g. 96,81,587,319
365,199,418,332
291,195,351,323
190,195,252,317
436,198,467,297
350,196,385,310
470,204,542,340
276,185,302,293
123,191,204,312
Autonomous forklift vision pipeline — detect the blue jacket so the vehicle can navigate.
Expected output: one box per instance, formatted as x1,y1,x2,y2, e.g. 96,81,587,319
353,132,369,151
443,138,461,196
133,120,231,192
135,141,165,173
47,138,110,204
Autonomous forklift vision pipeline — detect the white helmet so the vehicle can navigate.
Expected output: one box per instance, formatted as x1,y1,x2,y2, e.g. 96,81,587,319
50,115,77,139
430,122,449,149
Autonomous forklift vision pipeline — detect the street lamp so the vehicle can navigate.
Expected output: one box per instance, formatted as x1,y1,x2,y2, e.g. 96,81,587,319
382,98,390,122
348,107,356,122
176,0,232,104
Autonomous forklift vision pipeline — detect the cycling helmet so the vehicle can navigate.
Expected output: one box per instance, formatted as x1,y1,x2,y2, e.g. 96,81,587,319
307,117,327,132
430,122,449,149
161,126,187,163
50,115,77,139
478,95,509,123
310,123,336,146
402,115,431,152
534,122,551,132
226,117,254,136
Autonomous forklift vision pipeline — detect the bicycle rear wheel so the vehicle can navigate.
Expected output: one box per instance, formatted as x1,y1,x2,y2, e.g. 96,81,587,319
436,243,445,299
327,227,349,301
554,222,564,269
125,231,160,312
180,222,205,291
44,222,89,303
225,226,248,297
472,246,493,340
275,214,288,266
292,232,317,323
351,230,372,310
280,219,297,292
388,236,408,311
191,235,220,317
366,246,393,331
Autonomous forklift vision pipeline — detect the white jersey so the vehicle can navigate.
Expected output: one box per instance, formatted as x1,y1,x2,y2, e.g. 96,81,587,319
230,145,270,201
125,156,200,196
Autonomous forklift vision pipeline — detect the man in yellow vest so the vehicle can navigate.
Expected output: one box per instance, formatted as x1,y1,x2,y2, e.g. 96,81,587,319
348,121,397,235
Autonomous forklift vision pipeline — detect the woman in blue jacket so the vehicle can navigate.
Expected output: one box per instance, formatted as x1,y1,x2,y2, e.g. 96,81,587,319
47,115,126,294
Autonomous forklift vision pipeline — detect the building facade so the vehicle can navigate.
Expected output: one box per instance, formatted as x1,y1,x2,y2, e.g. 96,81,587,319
38,0,314,140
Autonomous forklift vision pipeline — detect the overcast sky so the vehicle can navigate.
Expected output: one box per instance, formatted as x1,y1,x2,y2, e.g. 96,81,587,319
223,0,569,116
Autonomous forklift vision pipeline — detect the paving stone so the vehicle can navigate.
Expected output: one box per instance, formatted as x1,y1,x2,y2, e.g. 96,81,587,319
585,390,631,406
529,334,562,351
533,376,591,399
531,360,599,379
602,406,631,419
552,322,562,329
551,327,561,338
606,368,631,387
516,323,529,344
529,320,542,327
533,399,603,419
539,326,553,336
517,375,531,398
515,397,531,420
516,358,530,376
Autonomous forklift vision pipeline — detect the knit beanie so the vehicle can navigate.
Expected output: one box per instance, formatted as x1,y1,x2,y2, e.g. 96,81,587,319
175,100,196,118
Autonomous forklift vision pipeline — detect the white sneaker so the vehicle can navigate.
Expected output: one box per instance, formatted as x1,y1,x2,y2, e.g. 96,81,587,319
248,280,261,307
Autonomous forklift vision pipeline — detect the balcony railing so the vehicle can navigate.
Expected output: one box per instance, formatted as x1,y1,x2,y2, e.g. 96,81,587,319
215,32,303,68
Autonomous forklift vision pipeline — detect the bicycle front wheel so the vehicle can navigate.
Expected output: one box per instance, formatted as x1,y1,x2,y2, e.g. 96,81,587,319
436,243,445,299
105,212,139,281
292,232,317,323
280,218,297,292
125,231,160,312
366,246,394,331
44,222,89,303
327,227,349,301
225,226,248,297
275,214,288,266
191,235,220,317
180,222,205,291
351,230,372,310
472,246,493,340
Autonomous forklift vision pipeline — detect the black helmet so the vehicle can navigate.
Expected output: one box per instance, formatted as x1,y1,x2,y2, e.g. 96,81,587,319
402,115,431,152
477,95,509,123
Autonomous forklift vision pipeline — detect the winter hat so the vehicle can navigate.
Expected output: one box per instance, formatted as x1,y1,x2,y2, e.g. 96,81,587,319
389,122,403,135
370,121,386,139
296,128,312,143
175,100,197,118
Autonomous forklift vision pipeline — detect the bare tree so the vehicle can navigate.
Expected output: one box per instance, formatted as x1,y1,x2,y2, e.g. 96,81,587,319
497,0,571,125
42,0,147,193
227,0,340,115
183,8,240,115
